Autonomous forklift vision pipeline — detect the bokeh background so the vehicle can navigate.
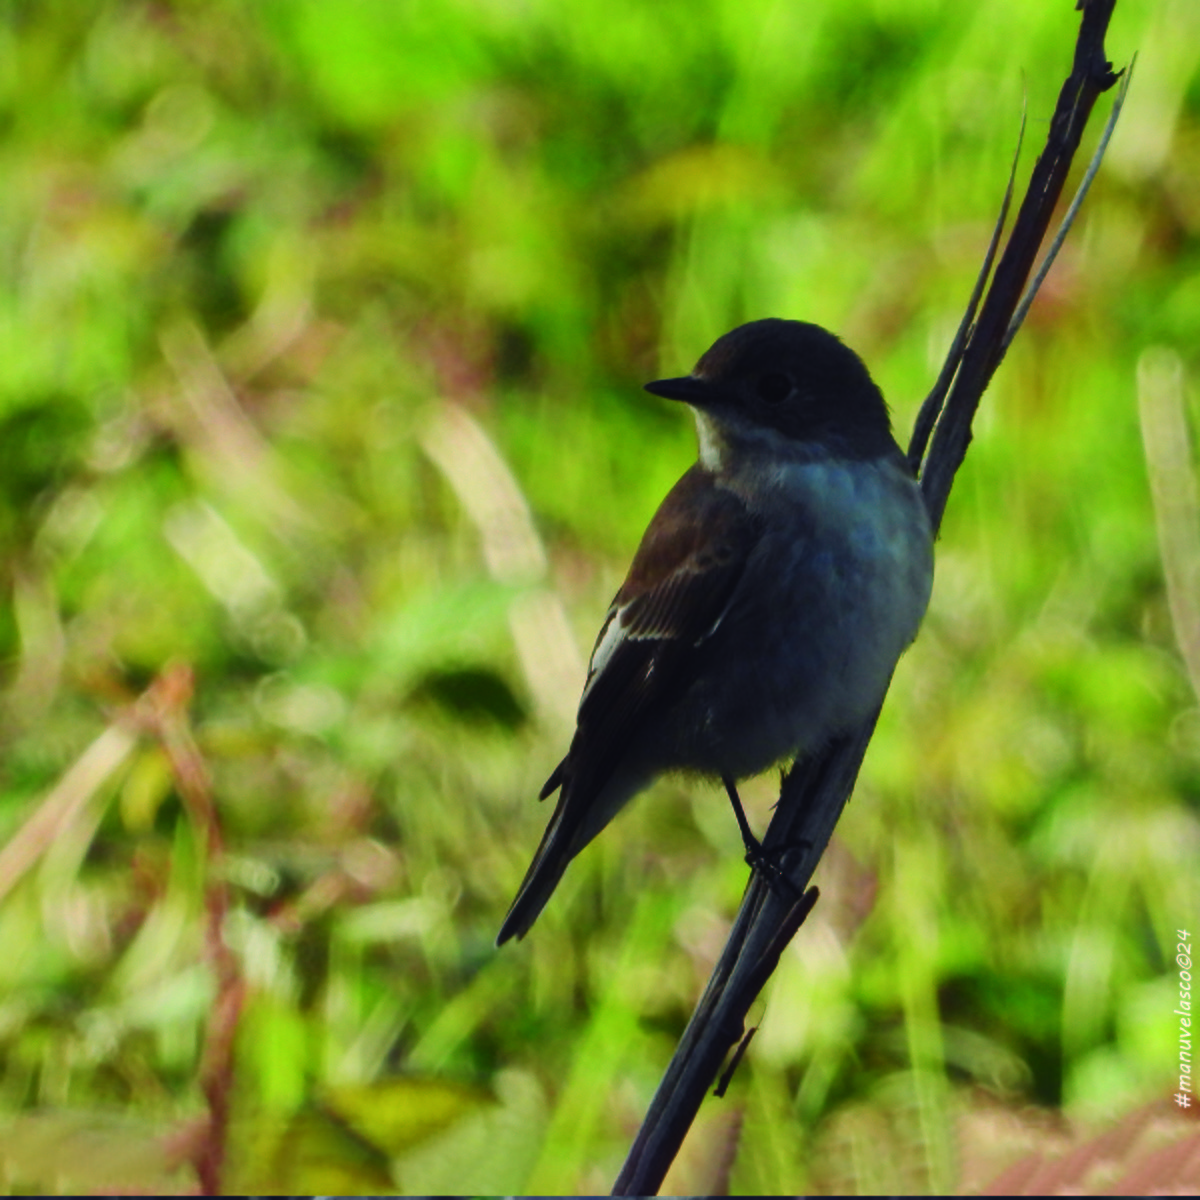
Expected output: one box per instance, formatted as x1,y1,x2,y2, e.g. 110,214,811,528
1,0,1198,1193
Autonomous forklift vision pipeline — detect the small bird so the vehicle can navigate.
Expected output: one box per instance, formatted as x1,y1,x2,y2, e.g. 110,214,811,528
497,319,933,944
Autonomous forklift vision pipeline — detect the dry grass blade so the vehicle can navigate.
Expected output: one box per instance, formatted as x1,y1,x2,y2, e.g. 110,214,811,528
907,105,1026,474
1002,54,1136,353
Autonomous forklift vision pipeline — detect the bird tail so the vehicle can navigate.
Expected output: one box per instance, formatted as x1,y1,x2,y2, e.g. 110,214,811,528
495,757,646,945
495,778,578,945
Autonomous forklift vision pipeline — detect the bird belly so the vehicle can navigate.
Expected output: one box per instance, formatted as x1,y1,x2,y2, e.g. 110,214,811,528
660,456,933,779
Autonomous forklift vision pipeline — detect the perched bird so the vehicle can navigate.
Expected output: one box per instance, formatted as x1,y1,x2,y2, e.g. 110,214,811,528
497,319,933,944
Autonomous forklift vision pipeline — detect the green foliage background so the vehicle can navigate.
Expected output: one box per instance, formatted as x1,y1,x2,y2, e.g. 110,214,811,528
0,0,1198,1193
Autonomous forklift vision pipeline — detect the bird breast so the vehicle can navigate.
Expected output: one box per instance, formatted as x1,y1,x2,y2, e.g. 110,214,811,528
667,452,933,778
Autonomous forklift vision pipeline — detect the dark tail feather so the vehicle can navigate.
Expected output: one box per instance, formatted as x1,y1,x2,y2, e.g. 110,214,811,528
497,754,646,945
496,787,577,944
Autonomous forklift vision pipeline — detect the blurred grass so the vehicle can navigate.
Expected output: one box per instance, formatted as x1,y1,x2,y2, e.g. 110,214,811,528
1,0,1198,1193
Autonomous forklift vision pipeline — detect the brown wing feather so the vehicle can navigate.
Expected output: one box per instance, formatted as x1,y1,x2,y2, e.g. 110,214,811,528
498,466,759,943
566,464,757,786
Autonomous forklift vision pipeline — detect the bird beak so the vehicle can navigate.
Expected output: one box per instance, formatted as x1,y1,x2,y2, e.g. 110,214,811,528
643,375,716,405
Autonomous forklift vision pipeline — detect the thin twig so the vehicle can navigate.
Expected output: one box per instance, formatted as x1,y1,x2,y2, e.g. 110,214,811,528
917,0,1120,532
1002,54,1135,353
140,663,244,1197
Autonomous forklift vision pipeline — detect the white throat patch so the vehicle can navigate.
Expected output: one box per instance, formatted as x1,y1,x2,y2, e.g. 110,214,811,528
694,409,725,472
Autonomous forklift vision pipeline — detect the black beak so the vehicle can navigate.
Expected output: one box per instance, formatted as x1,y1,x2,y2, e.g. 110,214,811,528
643,375,716,405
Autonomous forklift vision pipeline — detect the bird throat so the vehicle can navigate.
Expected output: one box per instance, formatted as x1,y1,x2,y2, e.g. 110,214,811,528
694,409,727,472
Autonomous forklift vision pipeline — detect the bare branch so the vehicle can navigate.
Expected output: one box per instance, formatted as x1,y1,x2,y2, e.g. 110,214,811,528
139,663,244,1197
613,2,1124,1193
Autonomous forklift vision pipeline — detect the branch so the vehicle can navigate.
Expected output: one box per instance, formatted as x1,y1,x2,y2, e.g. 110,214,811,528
136,663,244,1197
613,2,1124,1193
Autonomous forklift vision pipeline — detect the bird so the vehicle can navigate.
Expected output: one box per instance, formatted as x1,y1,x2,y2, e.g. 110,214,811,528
496,318,934,945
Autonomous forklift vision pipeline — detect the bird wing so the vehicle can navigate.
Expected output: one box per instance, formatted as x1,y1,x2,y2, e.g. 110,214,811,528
563,465,758,791
497,465,759,943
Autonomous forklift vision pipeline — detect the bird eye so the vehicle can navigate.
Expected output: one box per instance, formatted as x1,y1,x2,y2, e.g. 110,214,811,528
756,371,792,404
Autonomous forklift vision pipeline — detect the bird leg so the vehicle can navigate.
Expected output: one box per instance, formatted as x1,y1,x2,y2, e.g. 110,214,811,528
722,774,807,897
722,774,763,863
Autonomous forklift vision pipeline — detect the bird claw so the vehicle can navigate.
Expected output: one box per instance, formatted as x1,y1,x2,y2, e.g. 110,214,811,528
744,839,810,901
